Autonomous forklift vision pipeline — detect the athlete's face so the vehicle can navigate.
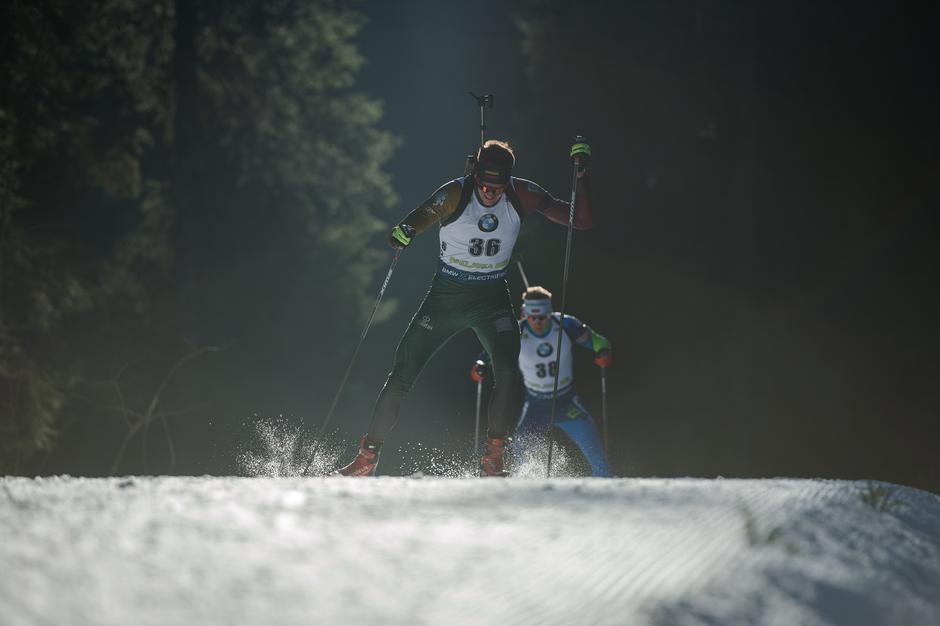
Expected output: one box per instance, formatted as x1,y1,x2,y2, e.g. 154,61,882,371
475,176,506,207
527,314,549,334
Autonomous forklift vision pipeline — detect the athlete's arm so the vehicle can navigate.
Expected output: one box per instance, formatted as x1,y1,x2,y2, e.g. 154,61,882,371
562,315,592,348
511,177,594,229
397,180,463,236
563,315,610,352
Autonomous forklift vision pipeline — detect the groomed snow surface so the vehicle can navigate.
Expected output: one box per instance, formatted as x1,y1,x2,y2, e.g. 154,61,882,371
3,474,940,626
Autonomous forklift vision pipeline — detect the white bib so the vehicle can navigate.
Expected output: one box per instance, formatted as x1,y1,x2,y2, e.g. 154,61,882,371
438,184,520,283
519,316,574,395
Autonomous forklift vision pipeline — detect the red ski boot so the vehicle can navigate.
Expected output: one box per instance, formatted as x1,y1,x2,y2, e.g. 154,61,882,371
333,437,381,477
480,436,510,477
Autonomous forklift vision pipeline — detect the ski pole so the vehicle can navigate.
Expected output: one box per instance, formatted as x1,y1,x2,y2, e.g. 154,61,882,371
546,136,587,477
474,378,483,452
601,367,609,459
516,259,530,290
301,249,402,476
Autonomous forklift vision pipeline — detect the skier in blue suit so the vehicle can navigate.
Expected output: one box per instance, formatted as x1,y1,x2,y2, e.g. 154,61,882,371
472,285,613,476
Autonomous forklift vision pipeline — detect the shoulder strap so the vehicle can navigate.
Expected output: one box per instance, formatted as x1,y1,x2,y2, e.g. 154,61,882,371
441,176,475,227
505,178,524,220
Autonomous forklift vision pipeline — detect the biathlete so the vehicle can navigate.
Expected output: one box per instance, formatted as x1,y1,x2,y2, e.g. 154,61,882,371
336,139,595,476
471,285,614,476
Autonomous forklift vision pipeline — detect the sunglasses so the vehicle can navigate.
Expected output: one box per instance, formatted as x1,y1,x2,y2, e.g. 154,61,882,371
475,177,506,195
527,314,548,322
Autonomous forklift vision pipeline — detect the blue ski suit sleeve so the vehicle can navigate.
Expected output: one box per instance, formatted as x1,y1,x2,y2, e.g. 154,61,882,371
562,315,610,353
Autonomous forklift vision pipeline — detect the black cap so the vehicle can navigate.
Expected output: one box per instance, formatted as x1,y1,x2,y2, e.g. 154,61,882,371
474,143,514,185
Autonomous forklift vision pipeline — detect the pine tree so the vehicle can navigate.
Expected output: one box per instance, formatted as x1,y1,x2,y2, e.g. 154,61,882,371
0,0,397,473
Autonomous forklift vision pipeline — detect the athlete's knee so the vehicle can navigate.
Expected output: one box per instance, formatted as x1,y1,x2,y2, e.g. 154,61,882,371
381,372,413,397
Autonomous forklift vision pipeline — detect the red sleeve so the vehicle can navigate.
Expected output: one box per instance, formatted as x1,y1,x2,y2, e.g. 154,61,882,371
511,176,594,229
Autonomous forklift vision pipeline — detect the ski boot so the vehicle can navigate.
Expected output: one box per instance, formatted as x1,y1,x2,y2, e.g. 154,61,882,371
333,436,381,477
480,436,510,477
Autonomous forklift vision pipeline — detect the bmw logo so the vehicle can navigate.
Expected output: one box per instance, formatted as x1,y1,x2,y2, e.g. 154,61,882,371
478,213,499,233
537,342,553,357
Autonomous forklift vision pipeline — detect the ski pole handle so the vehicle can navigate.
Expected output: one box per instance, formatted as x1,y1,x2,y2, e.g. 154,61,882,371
570,136,591,173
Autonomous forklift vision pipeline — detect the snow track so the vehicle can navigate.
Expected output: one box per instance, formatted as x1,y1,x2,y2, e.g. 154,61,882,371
2,477,938,626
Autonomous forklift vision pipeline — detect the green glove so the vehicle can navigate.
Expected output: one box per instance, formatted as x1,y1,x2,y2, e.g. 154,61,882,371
570,141,592,159
389,223,415,249
590,331,610,353
570,138,591,174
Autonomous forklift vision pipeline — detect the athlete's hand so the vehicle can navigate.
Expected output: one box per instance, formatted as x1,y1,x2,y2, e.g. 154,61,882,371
594,348,612,368
470,359,489,382
570,138,591,178
388,223,416,249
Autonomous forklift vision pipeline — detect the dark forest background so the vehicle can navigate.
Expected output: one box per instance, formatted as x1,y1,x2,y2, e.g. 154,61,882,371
2,0,938,492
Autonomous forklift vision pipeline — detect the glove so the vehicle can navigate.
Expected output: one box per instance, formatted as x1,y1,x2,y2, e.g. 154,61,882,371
470,359,489,382
569,137,591,173
388,223,416,249
594,348,612,368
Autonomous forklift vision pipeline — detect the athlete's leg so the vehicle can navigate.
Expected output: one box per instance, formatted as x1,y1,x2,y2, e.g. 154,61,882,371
367,291,460,442
472,309,521,438
515,395,551,434
554,395,612,477
550,427,593,476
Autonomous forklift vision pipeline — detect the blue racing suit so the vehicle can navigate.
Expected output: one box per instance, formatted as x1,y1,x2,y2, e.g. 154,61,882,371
477,313,612,476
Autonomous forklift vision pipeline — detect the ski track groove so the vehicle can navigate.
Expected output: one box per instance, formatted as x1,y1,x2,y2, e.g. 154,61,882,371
422,479,879,626
583,481,790,622
1,477,939,626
